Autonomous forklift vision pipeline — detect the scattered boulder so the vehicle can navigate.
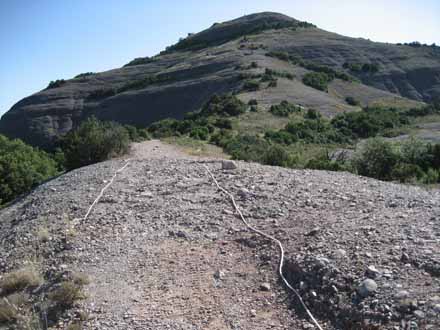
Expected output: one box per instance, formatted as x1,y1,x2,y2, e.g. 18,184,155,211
222,160,237,170
260,282,271,291
358,279,378,297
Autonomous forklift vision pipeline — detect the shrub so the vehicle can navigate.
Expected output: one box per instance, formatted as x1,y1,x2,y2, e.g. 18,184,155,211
346,96,360,106
262,145,293,167
353,138,399,180
0,269,42,296
148,118,181,138
306,153,346,171
243,79,261,91
304,109,321,120
250,105,258,112
189,127,209,140
248,99,258,106
0,135,59,206
49,281,85,308
46,79,66,89
265,130,297,144
391,163,424,183
123,57,155,67
265,51,290,62
87,88,117,100
61,117,130,170
302,72,332,91
222,135,270,163
74,72,95,79
268,79,278,88
399,137,430,169
421,168,440,184
270,101,301,117
200,94,247,117
117,74,169,93
214,118,232,129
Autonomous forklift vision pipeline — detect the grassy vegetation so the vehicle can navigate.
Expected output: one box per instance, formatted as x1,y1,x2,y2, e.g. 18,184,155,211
0,267,88,328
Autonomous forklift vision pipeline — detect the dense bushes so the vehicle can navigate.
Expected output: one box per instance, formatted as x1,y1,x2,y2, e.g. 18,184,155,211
270,101,301,117
61,117,130,170
0,135,59,206
331,107,409,139
353,138,440,183
200,94,247,117
302,72,332,91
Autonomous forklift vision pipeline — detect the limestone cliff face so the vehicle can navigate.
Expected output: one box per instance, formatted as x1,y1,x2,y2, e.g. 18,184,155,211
1,12,439,147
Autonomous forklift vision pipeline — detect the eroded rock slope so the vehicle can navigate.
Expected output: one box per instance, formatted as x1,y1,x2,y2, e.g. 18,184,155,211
1,12,438,147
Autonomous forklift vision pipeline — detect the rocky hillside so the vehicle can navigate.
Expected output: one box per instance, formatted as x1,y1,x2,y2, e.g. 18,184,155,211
1,12,439,148
0,141,439,329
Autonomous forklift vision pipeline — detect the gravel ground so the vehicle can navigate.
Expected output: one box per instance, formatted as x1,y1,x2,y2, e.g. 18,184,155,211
0,141,439,329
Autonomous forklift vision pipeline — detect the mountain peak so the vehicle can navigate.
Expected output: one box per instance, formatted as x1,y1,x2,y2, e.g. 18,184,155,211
164,12,314,53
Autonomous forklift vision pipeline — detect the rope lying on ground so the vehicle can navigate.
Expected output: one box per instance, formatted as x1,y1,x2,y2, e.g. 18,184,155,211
82,160,131,221
203,164,324,330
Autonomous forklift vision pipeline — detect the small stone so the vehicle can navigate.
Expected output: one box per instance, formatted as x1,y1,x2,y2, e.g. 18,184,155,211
305,227,320,237
260,282,271,291
176,230,189,239
222,160,237,170
334,249,347,258
358,279,378,297
223,209,234,215
394,290,410,300
250,309,257,317
214,270,225,280
366,265,380,278
413,310,425,319
303,322,315,329
433,304,440,313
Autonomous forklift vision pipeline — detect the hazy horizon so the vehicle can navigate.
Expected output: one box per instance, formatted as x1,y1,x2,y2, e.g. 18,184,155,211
1,0,439,116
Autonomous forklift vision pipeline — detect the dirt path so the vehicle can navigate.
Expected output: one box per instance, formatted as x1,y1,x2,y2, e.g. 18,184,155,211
0,140,439,329
130,139,198,160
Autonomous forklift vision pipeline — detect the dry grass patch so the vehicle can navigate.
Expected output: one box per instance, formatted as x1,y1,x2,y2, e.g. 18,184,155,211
0,298,19,323
0,268,42,296
49,281,86,308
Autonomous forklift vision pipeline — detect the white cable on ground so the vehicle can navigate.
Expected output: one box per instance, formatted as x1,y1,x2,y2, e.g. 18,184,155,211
82,160,131,221
203,164,324,330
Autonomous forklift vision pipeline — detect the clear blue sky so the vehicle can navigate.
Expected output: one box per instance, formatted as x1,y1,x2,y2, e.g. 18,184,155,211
1,0,439,116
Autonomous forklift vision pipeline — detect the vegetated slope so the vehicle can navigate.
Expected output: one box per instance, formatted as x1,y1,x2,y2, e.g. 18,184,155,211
0,141,439,330
1,12,438,148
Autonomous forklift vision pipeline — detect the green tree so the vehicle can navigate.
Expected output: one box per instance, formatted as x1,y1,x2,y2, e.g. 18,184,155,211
0,135,58,206
353,138,399,180
62,117,130,170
